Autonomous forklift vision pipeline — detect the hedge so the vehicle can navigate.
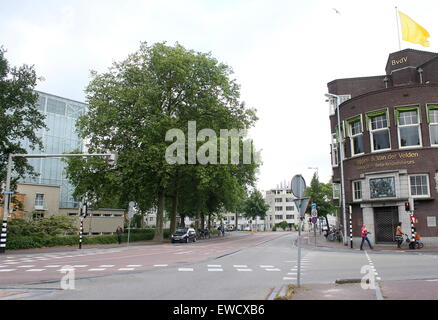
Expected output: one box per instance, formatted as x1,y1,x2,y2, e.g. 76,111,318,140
6,229,171,250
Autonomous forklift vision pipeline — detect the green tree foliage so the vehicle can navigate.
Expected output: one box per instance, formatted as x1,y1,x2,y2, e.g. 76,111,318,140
0,47,46,199
275,221,289,231
243,189,269,220
64,42,259,241
305,173,336,232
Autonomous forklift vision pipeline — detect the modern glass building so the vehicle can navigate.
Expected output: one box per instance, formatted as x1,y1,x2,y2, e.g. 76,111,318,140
21,91,86,209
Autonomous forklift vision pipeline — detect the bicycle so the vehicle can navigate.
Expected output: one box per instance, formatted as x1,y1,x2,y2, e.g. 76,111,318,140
401,234,424,249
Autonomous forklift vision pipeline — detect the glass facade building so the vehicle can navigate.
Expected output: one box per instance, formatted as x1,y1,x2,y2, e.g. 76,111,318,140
21,91,86,208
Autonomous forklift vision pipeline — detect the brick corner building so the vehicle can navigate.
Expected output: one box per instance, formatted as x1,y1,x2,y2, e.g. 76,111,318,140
327,48,438,246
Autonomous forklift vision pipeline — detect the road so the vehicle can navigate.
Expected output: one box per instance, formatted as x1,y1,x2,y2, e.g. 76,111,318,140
0,231,438,299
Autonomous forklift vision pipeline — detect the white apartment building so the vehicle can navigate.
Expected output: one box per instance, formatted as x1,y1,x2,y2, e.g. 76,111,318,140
264,181,300,230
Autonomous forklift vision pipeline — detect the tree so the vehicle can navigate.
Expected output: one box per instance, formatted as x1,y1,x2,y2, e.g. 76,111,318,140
243,189,269,230
0,47,46,202
305,173,336,233
66,42,258,242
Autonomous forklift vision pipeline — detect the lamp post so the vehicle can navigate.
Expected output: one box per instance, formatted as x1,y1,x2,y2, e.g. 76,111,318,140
0,152,117,254
325,93,348,246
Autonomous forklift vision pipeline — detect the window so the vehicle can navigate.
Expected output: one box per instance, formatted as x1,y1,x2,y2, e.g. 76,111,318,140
333,183,340,199
286,206,294,211
331,133,339,167
369,111,391,152
286,215,294,220
427,105,438,146
286,198,294,202
275,198,283,203
348,116,364,156
35,194,44,206
396,107,421,148
409,174,430,197
328,94,351,115
33,213,44,219
275,215,283,220
370,177,396,199
353,181,362,201
275,206,283,211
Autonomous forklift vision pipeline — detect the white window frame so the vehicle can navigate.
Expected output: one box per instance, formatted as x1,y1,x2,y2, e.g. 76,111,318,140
369,112,391,153
333,183,340,200
352,180,362,201
349,115,364,157
428,105,438,147
331,133,339,167
408,174,430,198
397,108,422,149
35,193,45,206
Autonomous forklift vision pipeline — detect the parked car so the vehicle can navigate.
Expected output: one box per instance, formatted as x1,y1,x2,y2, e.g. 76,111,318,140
171,228,197,243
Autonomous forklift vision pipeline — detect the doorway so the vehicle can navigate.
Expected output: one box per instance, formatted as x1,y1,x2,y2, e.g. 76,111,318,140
374,206,399,243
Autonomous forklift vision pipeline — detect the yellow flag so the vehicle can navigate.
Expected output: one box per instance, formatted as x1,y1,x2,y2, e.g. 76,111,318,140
398,11,430,47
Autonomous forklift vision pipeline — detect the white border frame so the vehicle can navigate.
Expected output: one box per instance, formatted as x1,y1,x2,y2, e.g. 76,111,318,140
408,173,430,199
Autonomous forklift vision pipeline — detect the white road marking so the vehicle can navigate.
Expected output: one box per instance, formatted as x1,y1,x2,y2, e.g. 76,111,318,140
174,251,193,255
426,279,438,282
233,265,248,268
18,265,35,268
72,265,88,268
178,268,194,272
26,269,46,272
208,265,222,268
127,265,142,267
88,268,106,271
0,269,16,272
265,268,281,272
283,277,296,280
154,264,168,267
118,268,135,271
99,265,115,268
237,269,252,272
208,268,223,272
3,262,19,265
260,265,275,268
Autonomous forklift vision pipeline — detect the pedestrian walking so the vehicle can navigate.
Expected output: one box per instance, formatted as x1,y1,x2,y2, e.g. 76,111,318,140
116,226,123,244
395,222,405,248
360,224,373,250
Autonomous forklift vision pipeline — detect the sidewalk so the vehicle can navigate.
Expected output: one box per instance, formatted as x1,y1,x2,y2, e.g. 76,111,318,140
300,231,438,252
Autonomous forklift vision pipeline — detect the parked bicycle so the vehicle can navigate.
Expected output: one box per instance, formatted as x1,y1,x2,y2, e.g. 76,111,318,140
327,227,343,242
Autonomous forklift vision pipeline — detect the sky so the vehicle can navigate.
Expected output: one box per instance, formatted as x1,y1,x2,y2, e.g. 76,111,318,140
2,0,438,192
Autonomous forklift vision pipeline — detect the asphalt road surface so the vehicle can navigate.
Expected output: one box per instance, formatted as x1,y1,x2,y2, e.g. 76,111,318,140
1,231,437,300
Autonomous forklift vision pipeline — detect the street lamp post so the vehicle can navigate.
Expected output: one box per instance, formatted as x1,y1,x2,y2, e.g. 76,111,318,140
325,93,348,246
0,152,117,254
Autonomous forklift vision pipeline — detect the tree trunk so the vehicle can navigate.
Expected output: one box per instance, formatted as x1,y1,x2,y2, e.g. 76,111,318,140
325,215,330,236
153,189,165,242
195,208,200,231
169,191,178,238
180,214,186,228
200,212,205,230
235,213,238,231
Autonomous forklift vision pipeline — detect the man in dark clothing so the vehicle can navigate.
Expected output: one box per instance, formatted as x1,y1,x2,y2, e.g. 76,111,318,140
116,226,123,244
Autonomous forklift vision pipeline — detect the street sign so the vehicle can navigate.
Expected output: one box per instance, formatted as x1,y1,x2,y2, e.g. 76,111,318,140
311,217,318,224
128,201,136,219
294,197,310,218
291,175,306,198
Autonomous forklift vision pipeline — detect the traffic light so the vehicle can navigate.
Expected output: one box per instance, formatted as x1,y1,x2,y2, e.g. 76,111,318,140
405,201,410,212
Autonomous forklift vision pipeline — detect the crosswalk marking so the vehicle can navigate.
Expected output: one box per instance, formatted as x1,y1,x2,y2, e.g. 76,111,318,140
237,269,252,272
178,268,194,272
208,268,223,272
154,264,168,267
283,277,296,280
208,265,222,268
118,268,135,271
72,265,88,268
426,279,438,282
18,265,35,268
0,269,16,272
233,265,247,268
45,265,61,268
26,269,46,272
88,268,106,271
99,265,115,268
127,265,142,267
265,268,281,272
260,265,274,268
